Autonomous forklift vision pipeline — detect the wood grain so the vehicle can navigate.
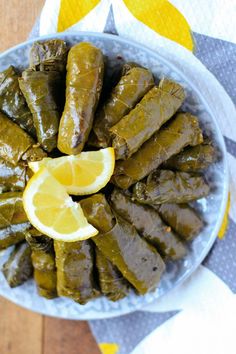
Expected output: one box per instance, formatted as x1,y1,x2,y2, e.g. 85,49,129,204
43,318,100,354
0,2,101,353
0,0,44,52
0,297,43,354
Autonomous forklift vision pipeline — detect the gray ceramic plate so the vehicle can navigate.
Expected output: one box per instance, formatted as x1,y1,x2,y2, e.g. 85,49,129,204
0,32,229,320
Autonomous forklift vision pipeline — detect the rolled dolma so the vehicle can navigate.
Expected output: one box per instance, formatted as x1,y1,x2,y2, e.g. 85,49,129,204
0,111,33,164
54,240,99,304
0,66,36,137
133,170,210,205
163,144,216,172
25,229,57,299
0,158,27,192
156,203,204,241
112,112,203,189
2,242,33,287
80,194,129,301
0,112,46,165
0,222,30,250
110,189,186,260
0,192,28,228
81,194,165,295
0,66,36,136
80,194,116,231
93,66,154,147
19,70,61,152
121,62,142,75
93,62,142,118
95,247,129,301
21,145,47,163
110,78,185,160
29,39,68,72
58,42,104,155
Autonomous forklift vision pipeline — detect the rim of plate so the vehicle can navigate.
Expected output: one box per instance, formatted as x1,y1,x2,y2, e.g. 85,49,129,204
0,31,229,320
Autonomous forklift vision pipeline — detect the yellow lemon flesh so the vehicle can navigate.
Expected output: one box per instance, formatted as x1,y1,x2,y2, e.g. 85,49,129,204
23,168,98,242
28,148,115,195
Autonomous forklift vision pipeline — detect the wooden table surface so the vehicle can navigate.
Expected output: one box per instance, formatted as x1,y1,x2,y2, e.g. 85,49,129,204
0,2,100,353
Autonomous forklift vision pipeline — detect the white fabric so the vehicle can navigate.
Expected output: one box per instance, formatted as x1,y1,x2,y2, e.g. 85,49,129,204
170,0,236,44
133,266,236,354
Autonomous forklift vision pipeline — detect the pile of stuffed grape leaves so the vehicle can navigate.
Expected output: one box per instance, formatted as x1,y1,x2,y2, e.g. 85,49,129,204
0,39,218,304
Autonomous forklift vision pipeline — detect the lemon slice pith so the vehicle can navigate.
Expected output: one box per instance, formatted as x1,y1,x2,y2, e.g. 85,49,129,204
28,148,115,195
23,168,98,242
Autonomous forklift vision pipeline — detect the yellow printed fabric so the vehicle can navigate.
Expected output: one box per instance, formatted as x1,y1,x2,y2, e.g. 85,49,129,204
57,0,100,32
56,0,193,50
123,0,193,51
218,193,230,239
99,343,119,354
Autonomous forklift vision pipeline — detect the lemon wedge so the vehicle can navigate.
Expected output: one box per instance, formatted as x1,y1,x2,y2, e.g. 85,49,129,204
23,168,98,241
28,148,115,195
